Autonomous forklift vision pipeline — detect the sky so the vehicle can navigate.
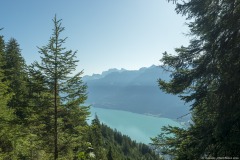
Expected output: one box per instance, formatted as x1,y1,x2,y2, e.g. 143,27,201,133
1,0,189,76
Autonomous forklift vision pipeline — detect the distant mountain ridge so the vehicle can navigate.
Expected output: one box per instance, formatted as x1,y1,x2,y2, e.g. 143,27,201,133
83,68,126,81
83,65,190,120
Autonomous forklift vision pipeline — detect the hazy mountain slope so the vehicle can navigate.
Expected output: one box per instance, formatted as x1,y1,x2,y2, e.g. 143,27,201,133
83,65,190,119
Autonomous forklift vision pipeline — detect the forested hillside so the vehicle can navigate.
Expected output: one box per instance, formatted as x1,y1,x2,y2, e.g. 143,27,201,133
88,116,161,160
0,19,160,159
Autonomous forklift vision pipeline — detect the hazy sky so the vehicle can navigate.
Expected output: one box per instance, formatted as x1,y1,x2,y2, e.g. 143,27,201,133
1,0,189,75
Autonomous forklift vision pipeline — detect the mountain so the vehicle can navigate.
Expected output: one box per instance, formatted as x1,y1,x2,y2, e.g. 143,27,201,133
83,68,126,81
83,65,190,120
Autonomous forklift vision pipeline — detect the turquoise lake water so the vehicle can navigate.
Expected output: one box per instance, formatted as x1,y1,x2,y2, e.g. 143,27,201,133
88,107,182,144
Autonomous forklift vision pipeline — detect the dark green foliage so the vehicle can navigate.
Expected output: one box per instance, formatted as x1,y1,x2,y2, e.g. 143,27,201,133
152,0,240,159
0,35,15,158
0,16,91,159
0,36,36,159
88,116,162,160
27,65,55,157
3,38,29,122
107,146,114,160
88,115,106,159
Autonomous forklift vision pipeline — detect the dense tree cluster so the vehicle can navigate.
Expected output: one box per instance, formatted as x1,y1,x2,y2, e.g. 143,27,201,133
0,16,90,160
88,115,162,160
152,0,240,159
0,17,160,159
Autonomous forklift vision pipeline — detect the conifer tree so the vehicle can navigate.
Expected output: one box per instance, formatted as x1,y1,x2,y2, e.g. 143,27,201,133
0,36,5,69
33,15,89,159
89,115,106,159
0,35,14,158
3,38,29,122
107,146,114,160
152,0,240,158
1,37,33,159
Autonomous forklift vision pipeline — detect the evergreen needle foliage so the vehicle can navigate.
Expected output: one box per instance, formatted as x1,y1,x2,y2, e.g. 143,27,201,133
88,116,162,160
32,15,89,159
152,0,240,159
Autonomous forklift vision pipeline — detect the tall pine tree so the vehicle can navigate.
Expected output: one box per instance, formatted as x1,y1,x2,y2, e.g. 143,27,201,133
33,15,89,159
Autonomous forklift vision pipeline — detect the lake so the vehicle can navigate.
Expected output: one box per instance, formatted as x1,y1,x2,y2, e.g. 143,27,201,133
88,107,182,144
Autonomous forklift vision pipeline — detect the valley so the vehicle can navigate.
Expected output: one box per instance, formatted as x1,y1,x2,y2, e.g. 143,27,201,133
83,65,191,121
